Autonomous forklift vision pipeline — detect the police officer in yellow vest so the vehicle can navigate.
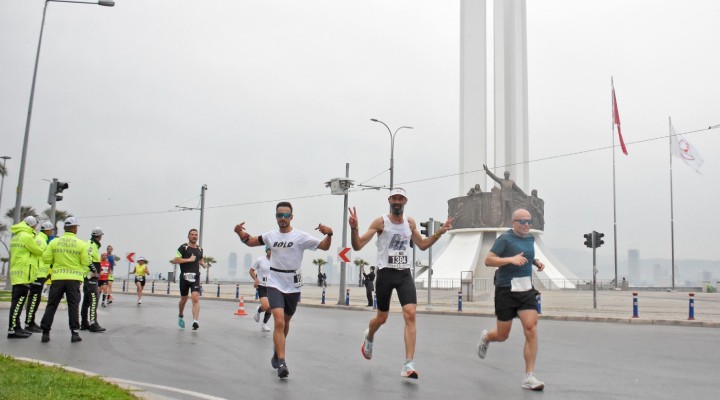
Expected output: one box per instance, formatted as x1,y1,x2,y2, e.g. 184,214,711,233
7,216,43,339
81,227,106,332
39,217,91,343
24,221,54,333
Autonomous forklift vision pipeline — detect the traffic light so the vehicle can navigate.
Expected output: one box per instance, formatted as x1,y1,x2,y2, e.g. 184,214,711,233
594,231,605,248
420,221,430,237
47,180,69,205
583,233,593,248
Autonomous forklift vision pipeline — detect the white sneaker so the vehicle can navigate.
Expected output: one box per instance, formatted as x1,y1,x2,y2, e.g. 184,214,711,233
137,299,142,305
401,361,418,379
522,374,545,391
261,324,271,332
361,328,373,360
253,306,261,323
477,329,489,359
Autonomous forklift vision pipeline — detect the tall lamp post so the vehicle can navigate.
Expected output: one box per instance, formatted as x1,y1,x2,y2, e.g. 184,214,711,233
12,0,114,224
370,119,413,190
0,156,11,215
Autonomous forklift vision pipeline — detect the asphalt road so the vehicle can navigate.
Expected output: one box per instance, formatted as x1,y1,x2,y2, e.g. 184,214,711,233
2,294,716,399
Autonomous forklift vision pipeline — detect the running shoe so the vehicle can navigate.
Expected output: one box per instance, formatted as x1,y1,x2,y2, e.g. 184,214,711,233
277,361,289,378
178,316,185,329
522,374,545,391
254,306,261,323
271,350,280,369
262,324,271,332
192,321,199,330
137,299,142,305
361,328,373,360
477,329,489,359
401,361,418,379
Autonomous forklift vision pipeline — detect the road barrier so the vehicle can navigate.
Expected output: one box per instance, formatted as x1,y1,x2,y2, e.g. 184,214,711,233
632,292,639,318
345,289,350,306
234,296,247,316
321,287,326,304
536,292,542,315
688,293,695,320
458,290,462,312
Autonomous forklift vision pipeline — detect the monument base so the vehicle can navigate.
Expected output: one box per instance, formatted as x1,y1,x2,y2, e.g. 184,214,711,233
424,228,577,290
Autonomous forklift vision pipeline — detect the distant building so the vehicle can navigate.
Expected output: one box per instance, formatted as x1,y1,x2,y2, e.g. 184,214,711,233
228,252,237,278
242,253,252,281
628,249,640,284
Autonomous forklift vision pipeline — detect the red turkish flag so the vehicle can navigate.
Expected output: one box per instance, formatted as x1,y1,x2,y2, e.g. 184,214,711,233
612,81,628,155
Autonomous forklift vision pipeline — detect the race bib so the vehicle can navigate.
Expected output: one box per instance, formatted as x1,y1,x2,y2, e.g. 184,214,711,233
386,250,408,269
293,269,303,288
183,273,196,283
511,276,532,292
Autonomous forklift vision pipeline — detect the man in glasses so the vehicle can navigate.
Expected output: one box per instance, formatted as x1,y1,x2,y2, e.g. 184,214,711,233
234,202,333,379
477,208,545,391
349,188,452,379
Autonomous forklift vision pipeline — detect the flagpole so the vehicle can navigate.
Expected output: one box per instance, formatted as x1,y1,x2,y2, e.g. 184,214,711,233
668,117,676,290
611,77,619,289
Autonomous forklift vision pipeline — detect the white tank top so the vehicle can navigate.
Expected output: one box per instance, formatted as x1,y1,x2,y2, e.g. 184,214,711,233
376,215,411,270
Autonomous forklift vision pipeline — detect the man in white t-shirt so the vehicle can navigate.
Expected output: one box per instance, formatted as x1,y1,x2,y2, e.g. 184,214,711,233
349,188,451,379
234,201,333,379
250,246,272,332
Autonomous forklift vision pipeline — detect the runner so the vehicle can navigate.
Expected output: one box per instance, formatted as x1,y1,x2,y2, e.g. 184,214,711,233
132,257,150,305
99,253,110,307
250,246,273,332
349,188,451,379
234,201,332,379
106,245,116,304
173,229,206,330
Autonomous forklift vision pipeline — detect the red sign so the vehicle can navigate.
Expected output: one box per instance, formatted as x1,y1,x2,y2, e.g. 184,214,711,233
126,252,135,263
338,247,351,263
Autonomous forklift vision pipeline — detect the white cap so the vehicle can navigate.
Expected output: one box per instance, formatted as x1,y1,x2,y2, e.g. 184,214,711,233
388,187,407,198
24,216,38,227
64,217,80,227
40,221,54,231
138,256,147,262
91,227,104,236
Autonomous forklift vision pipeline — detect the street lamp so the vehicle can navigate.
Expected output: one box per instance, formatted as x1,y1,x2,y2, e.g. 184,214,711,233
0,156,11,215
12,0,114,224
370,118,413,190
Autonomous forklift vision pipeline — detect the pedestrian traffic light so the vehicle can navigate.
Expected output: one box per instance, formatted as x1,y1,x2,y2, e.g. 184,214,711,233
594,231,605,248
420,221,430,237
583,233,593,248
47,180,69,204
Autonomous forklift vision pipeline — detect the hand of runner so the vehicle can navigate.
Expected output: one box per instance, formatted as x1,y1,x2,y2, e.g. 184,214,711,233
348,207,359,229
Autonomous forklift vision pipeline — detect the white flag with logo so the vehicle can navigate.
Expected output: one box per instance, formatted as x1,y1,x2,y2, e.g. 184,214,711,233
671,123,704,174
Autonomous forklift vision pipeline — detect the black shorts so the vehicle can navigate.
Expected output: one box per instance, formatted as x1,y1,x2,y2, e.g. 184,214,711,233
494,286,539,321
98,280,108,287
257,286,268,298
135,277,146,287
179,272,201,297
375,268,416,312
266,287,300,316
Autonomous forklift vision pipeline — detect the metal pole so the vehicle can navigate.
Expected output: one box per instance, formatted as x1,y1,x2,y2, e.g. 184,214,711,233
611,78,619,289
592,231,597,309
337,163,350,305
668,117,676,290
200,184,208,283
49,178,58,227
426,218,434,309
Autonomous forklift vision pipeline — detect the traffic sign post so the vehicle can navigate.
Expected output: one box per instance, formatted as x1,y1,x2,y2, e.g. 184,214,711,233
338,247,351,263
126,252,135,279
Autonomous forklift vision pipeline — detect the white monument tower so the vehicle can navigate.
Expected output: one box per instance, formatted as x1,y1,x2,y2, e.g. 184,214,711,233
433,0,576,290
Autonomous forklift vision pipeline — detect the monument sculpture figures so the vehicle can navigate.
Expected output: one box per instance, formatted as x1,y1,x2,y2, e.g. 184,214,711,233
483,164,526,226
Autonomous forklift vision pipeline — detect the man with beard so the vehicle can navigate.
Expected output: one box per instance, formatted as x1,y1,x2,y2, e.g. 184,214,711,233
234,201,333,379
349,188,452,379
173,229,207,330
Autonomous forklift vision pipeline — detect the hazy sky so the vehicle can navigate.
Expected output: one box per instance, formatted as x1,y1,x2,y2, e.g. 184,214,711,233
1,0,718,279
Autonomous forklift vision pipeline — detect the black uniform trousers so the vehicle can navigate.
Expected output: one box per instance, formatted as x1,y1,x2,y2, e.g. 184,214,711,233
40,280,81,332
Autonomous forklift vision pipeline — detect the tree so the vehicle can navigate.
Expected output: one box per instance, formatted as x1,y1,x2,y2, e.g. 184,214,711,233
0,224,8,277
312,258,328,286
42,208,71,228
204,256,217,283
0,163,6,178
5,206,39,222
354,258,369,287
0,256,8,279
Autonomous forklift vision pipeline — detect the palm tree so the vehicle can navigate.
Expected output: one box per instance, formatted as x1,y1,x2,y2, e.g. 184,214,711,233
312,258,327,286
354,258,369,287
42,208,71,227
204,256,217,283
5,206,39,222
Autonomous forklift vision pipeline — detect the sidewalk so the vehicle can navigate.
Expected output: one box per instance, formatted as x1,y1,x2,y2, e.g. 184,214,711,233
117,280,720,328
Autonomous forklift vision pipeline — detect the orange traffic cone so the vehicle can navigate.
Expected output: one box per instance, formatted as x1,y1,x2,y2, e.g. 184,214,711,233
234,296,247,316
